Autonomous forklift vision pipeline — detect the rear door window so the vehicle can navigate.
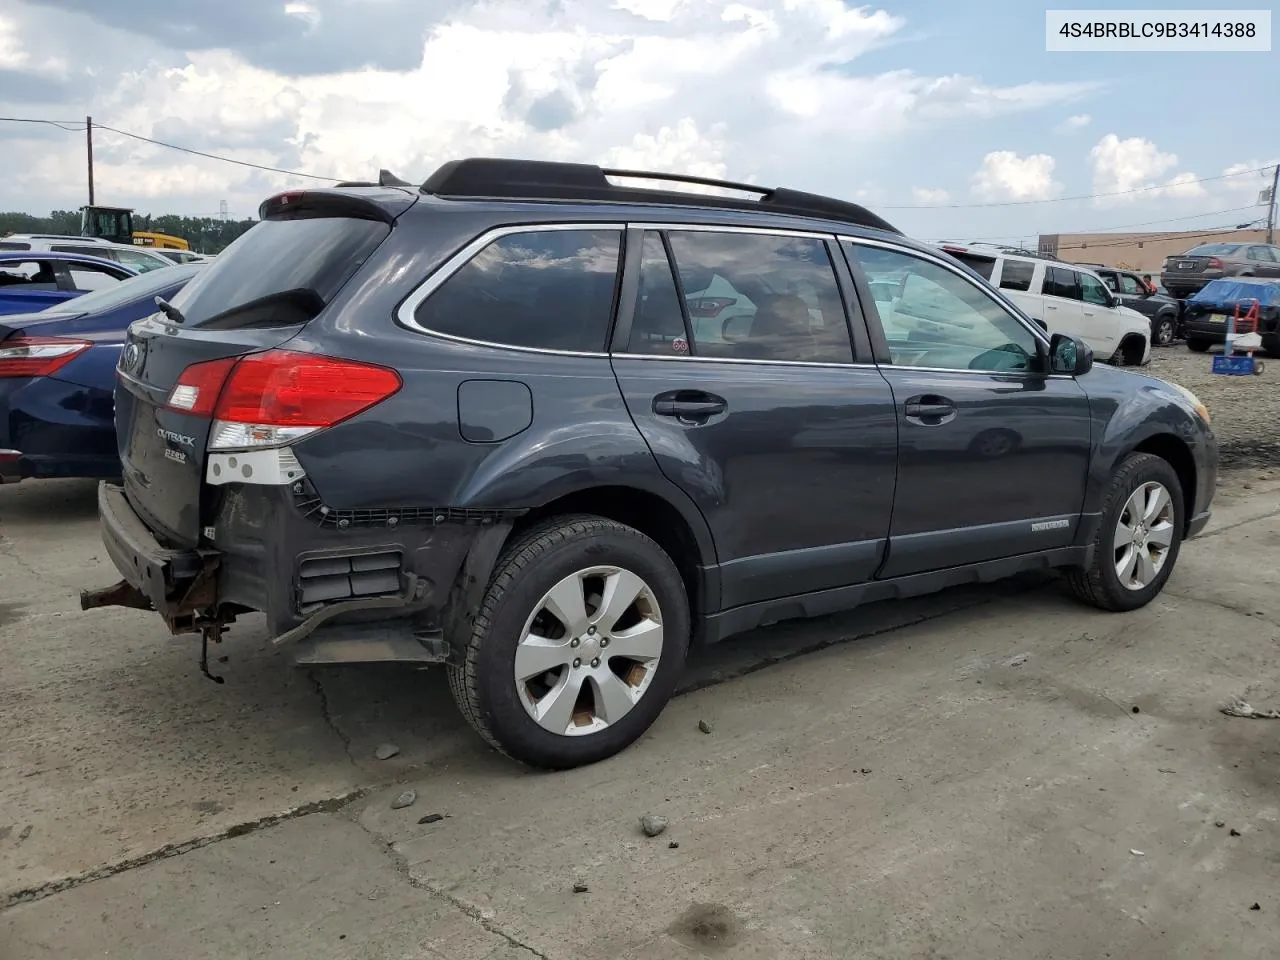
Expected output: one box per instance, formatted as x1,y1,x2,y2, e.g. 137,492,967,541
948,251,996,280
626,230,854,363
414,228,622,353
112,247,169,273
169,215,390,329
1247,246,1277,262
1043,267,1082,300
997,260,1034,292
0,241,31,251
66,262,128,292
1117,274,1143,295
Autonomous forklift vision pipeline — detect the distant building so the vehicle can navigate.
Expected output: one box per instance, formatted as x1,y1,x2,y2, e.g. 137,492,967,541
1038,228,1270,273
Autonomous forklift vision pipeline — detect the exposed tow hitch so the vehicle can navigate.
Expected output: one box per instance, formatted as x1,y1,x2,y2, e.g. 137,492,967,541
198,617,227,685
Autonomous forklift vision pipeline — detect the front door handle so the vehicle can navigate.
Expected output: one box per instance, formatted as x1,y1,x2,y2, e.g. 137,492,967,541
653,391,727,423
904,394,956,425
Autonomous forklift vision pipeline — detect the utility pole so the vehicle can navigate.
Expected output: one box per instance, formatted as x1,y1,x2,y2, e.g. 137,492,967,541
1267,162,1279,244
86,115,95,206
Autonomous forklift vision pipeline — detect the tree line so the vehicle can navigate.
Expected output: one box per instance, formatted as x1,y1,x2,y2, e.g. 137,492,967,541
0,211,258,254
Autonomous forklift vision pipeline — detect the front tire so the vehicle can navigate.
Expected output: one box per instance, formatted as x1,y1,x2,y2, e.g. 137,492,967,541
1153,315,1176,346
448,515,690,769
1066,453,1184,612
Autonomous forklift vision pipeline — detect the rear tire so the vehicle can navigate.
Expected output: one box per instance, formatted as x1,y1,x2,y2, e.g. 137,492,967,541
1066,453,1184,612
1186,338,1212,353
448,515,690,769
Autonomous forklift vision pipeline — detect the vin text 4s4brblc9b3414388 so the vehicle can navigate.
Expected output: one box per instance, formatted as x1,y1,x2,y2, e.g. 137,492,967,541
80,158,1219,769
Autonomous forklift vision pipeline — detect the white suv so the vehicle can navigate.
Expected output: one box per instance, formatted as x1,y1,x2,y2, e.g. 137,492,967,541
0,234,174,273
938,244,1151,366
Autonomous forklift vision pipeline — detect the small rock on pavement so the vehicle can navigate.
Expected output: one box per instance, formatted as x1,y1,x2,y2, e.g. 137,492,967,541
374,743,401,761
1250,902,1261,911
1216,820,1226,828
573,882,589,894
1230,828,1242,837
1129,849,1145,856
640,814,669,838
698,719,713,734
1007,654,1029,667
391,789,417,810
418,813,444,825
669,841,680,849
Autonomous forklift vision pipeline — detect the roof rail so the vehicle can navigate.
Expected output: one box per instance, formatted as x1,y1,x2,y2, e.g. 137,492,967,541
420,157,900,234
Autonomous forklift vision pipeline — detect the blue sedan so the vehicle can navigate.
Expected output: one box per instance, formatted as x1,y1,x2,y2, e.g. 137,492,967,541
0,263,203,482
0,250,138,316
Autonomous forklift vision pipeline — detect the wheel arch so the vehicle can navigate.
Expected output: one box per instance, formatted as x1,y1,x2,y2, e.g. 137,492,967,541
506,484,716,616
1127,433,1197,535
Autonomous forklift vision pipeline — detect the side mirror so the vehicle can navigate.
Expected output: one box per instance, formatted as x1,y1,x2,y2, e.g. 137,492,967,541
1049,333,1093,376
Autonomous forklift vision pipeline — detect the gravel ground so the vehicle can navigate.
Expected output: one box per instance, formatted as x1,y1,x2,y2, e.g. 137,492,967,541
1145,343,1280,470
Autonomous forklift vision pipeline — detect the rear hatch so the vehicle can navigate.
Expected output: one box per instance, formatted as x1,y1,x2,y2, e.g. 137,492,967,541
1165,245,1237,276
114,190,408,546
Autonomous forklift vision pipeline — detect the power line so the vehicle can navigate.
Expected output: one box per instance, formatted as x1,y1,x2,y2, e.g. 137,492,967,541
0,116,342,183
883,165,1273,209
0,115,1272,208
1053,224,1267,253
928,203,1263,244
93,124,343,182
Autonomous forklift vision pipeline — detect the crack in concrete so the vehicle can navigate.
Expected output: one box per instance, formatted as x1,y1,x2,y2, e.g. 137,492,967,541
354,815,550,960
1165,589,1277,628
0,789,368,912
1194,505,1280,540
308,672,359,767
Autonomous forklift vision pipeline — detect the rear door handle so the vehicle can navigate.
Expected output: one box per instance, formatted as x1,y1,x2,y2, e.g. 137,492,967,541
653,391,727,423
904,394,956,425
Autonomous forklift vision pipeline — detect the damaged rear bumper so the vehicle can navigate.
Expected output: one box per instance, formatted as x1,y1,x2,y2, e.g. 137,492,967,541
80,480,516,662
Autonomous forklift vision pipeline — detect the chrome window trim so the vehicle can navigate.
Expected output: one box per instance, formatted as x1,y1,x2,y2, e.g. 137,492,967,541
838,234,1053,349
395,222,625,358
609,352,1073,379
627,222,832,240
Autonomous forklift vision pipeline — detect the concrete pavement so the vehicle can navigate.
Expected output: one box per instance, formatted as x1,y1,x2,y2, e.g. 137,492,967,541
2,472,1278,958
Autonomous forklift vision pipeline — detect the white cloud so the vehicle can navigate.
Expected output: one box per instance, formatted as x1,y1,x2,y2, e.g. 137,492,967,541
970,151,1060,201
1055,113,1091,132
912,187,950,204
1088,134,1212,204
0,0,1100,217
1222,159,1279,192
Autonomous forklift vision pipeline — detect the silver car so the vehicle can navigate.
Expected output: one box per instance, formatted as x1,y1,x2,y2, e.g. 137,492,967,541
1163,241,1280,299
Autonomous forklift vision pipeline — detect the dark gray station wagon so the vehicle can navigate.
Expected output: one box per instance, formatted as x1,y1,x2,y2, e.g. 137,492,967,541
82,159,1219,768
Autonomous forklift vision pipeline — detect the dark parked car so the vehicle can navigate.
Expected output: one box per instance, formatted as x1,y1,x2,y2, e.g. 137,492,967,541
1181,278,1280,355
1094,267,1182,345
1163,242,1280,300
80,159,1219,769
0,251,137,316
1,264,203,482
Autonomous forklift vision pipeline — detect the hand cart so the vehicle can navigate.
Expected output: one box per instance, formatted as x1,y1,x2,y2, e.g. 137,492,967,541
1211,299,1264,376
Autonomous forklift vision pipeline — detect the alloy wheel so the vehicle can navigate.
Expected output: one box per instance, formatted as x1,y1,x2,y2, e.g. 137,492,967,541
513,566,665,736
1113,481,1176,590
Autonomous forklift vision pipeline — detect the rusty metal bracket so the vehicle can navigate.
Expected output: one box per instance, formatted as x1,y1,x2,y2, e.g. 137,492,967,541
79,580,154,613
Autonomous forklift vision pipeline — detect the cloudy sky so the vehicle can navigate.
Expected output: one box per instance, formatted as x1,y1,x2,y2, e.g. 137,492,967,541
0,0,1276,243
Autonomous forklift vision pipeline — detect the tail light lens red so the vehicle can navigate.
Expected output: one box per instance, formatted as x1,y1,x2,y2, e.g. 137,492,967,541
1207,257,1225,269
165,349,402,450
0,337,92,378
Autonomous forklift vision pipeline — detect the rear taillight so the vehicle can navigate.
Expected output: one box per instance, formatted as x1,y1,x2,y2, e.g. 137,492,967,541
165,349,401,450
0,337,92,378
1207,258,1225,269
165,357,238,416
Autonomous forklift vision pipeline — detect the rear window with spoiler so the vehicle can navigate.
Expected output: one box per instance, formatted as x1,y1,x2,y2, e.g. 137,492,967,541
166,206,391,329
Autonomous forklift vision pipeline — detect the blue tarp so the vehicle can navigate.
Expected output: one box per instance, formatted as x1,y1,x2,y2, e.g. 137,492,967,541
1188,278,1280,307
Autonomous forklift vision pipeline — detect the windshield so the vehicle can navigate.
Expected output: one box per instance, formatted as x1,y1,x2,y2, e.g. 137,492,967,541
39,263,201,315
169,216,390,328
1186,243,1241,256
